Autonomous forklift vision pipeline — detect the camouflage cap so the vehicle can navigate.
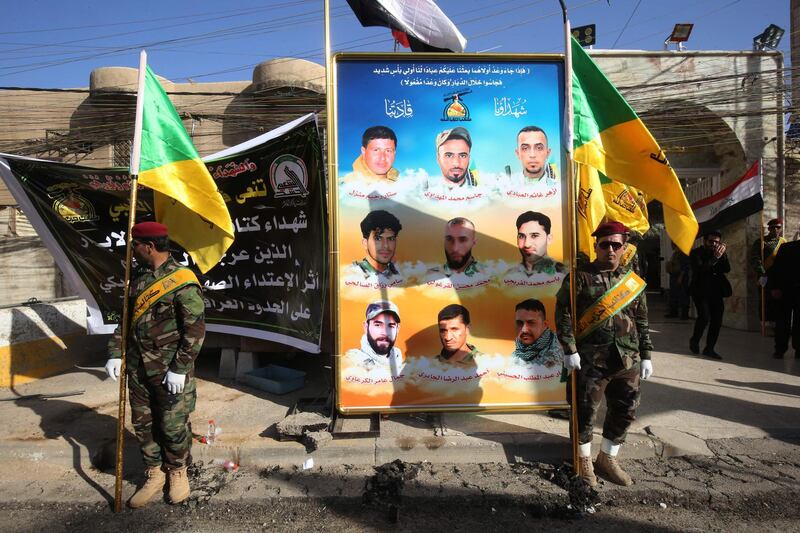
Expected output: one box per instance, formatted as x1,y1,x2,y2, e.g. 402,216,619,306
365,300,401,323
435,127,472,150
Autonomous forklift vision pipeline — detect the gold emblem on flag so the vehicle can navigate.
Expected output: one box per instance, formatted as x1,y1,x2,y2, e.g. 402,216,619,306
613,188,637,214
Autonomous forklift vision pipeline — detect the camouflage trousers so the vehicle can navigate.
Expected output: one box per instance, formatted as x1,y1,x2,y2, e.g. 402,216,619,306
128,364,196,470
567,362,640,445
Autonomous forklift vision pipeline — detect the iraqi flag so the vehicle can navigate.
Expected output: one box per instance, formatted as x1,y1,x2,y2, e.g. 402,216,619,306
691,160,763,234
346,0,467,53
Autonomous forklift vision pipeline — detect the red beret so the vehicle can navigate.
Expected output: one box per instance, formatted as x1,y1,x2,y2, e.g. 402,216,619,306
768,218,783,226
131,221,168,239
592,221,630,238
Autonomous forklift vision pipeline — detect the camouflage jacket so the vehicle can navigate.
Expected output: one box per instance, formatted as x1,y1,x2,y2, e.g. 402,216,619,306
436,344,481,366
555,262,652,369
107,256,206,378
510,256,567,277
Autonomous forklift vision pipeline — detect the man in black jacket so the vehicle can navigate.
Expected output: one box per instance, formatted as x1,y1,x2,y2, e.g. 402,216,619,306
689,230,731,359
767,240,800,359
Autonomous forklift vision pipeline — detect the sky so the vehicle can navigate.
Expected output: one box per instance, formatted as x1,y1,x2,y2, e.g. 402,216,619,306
0,0,790,89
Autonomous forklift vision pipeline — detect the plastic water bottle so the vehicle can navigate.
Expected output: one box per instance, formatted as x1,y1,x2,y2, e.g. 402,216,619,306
212,459,239,472
206,420,216,445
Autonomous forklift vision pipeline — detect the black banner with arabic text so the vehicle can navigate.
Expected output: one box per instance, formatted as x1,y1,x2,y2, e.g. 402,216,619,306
0,114,327,352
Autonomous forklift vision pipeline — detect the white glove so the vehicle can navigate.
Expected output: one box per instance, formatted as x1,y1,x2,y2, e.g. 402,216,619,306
640,359,653,380
105,358,122,381
758,276,768,287
163,371,186,394
563,352,581,372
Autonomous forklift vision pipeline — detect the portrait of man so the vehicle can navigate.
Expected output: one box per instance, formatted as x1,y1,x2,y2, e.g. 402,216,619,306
427,217,482,277
345,125,399,184
436,304,482,366
346,300,403,375
434,127,477,188
514,126,558,186
507,211,566,277
512,299,563,367
352,210,403,280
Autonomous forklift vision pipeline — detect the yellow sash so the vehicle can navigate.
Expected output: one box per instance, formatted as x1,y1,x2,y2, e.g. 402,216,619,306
764,238,785,271
576,270,647,341
132,268,200,325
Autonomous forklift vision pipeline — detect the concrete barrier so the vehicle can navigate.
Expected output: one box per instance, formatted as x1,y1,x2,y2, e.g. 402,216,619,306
0,298,107,387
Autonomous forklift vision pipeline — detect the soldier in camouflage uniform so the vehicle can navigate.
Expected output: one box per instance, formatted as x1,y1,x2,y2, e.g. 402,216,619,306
556,221,654,487
105,221,205,508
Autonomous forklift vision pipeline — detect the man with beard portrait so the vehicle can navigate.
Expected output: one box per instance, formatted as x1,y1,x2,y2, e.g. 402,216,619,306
346,300,404,377
427,217,483,278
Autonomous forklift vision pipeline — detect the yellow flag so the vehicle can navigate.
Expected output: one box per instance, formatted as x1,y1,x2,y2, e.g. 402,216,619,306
577,164,606,262
601,176,650,235
137,66,234,273
572,37,697,253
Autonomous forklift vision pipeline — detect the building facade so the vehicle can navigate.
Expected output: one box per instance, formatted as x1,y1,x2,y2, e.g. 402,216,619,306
0,51,788,332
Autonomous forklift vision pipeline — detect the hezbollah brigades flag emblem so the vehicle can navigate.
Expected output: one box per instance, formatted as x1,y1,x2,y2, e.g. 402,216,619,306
133,58,234,272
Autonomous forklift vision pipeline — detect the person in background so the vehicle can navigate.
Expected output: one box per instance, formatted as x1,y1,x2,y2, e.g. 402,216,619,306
689,230,730,360
665,243,691,319
766,239,800,359
750,218,785,326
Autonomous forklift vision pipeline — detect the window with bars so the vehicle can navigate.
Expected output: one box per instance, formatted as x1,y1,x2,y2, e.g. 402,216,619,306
113,139,131,168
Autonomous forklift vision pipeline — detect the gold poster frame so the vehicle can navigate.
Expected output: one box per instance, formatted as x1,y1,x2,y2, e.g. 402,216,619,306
327,52,575,415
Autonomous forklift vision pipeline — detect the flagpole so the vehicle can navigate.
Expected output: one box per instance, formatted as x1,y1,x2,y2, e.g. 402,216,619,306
323,0,340,413
113,49,146,513
759,210,765,336
759,158,766,337
558,0,581,477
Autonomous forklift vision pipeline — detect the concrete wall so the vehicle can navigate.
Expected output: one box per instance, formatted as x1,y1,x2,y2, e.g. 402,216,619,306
592,50,783,331
0,58,326,316
0,52,783,332
0,298,107,388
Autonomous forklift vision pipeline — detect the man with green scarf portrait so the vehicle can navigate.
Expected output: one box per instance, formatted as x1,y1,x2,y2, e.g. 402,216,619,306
512,298,562,367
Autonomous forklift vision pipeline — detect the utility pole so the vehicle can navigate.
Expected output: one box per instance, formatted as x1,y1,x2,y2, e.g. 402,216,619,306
792,0,800,118
788,0,800,224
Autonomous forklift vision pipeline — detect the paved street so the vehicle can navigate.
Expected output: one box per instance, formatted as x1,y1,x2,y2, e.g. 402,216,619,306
0,295,799,529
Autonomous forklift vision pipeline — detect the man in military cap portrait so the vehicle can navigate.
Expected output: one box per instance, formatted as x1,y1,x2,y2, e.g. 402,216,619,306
556,220,653,488
104,221,205,508
346,300,404,376
433,126,477,188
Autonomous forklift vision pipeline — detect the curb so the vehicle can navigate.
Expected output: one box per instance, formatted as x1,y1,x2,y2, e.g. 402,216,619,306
0,431,663,471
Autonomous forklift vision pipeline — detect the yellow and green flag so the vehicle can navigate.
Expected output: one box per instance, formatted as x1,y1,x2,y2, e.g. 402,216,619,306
571,36,697,254
137,65,234,272
577,163,606,261
576,167,649,262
